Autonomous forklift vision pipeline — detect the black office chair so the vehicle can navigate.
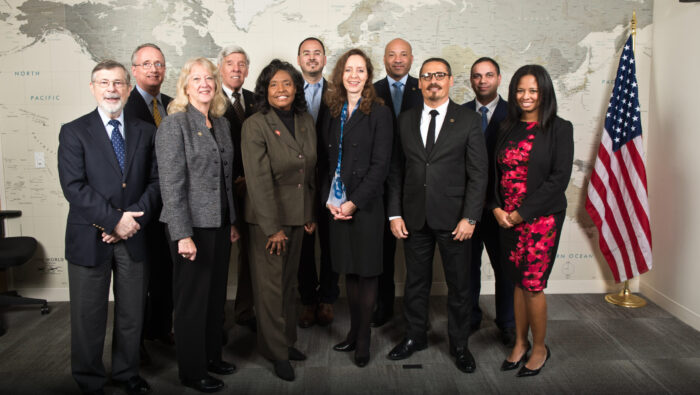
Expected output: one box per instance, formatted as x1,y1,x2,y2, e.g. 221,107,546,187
0,210,49,335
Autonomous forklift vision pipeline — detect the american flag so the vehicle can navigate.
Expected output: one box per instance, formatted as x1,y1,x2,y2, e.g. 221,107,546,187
585,35,652,283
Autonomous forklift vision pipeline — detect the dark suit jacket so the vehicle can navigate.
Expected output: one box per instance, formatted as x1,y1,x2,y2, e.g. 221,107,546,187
124,87,173,127
374,75,424,122
155,104,236,241
222,88,256,180
58,109,160,267
464,96,507,218
319,102,393,209
387,100,488,231
241,110,317,236
490,116,574,222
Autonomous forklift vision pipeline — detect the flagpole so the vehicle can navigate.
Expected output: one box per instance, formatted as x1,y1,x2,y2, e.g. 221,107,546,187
604,11,647,309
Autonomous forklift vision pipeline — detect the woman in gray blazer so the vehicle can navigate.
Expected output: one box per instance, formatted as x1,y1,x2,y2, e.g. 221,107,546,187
241,59,316,382
156,57,239,393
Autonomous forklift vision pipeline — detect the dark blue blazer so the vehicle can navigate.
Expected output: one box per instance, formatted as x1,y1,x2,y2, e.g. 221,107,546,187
58,109,161,267
373,75,423,124
124,87,173,127
222,88,256,180
464,96,507,216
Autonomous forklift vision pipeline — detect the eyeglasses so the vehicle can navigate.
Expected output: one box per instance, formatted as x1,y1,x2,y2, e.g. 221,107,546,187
419,72,450,81
133,62,165,70
93,79,127,89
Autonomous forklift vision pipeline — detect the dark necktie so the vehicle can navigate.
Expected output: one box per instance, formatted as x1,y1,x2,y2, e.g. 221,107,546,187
426,109,438,156
232,91,245,123
108,119,125,173
392,81,404,116
479,105,489,133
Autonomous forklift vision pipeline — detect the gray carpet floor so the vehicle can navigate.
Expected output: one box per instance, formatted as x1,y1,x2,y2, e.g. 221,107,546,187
1,294,699,394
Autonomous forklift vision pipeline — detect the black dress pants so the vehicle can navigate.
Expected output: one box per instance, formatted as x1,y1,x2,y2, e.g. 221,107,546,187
168,226,230,381
403,223,471,349
298,209,339,305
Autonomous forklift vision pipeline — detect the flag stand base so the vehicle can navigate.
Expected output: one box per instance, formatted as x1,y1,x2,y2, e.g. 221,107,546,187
605,280,647,308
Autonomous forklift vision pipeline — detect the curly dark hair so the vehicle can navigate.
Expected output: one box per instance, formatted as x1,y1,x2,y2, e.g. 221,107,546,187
253,59,308,115
325,48,382,118
502,64,558,133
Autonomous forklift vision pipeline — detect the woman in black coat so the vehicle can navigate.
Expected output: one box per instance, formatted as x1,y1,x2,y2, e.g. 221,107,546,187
490,65,573,377
320,48,393,367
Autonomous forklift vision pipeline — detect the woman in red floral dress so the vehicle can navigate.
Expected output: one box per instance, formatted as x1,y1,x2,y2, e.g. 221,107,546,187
490,65,573,377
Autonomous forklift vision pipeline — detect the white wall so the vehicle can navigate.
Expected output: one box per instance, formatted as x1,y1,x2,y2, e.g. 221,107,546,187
641,0,700,331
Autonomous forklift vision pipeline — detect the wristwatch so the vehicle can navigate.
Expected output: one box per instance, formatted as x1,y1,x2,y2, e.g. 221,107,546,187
466,218,477,225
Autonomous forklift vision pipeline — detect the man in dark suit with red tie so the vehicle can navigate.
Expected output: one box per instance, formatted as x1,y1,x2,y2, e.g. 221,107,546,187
463,57,515,347
295,37,339,329
372,38,424,327
217,45,257,332
58,60,159,395
386,58,488,373
123,43,174,356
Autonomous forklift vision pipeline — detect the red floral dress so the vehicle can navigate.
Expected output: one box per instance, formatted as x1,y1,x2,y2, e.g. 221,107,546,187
497,122,558,292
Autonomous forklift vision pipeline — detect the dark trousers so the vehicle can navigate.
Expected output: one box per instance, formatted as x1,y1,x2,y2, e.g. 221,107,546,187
298,210,339,305
377,220,397,310
469,213,515,329
143,221,173,338
233,221,255,322
249,224,303,360
168,226,230,381
403,224,471,349
68,242,148,392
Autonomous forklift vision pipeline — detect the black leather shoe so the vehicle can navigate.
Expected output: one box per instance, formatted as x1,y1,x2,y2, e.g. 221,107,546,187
501,342,531,371
500,328,516,348
273,360,295,381
181,375,224,393
516,345,551,377
117,376,151,395
207,359,236,375
288,346,307,361
387,338,427,360
83,390,105,395
332,340,356,352
454,347,476,373
371,306,393,328
354,352,369,368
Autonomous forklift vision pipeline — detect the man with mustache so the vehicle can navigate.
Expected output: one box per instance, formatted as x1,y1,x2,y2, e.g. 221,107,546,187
218,45,258,333
295,37,339,328
372,38,423,327
58,60,160,395
124,43,174,362
386,58,488,373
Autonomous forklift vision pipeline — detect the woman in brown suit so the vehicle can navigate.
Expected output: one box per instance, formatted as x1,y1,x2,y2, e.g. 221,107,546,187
241,59,316,382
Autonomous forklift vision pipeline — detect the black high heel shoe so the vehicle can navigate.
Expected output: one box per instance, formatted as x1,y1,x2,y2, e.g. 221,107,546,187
516,345,551,377
333,340,356,352
500,342,531,371
354,352,369,367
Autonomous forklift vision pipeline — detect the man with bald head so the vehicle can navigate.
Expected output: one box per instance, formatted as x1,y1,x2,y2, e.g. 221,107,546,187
372,38,423,327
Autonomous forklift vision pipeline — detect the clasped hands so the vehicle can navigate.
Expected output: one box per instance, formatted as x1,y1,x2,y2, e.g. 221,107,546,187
493,208,523,228
327,201,357,221
101,211,143,244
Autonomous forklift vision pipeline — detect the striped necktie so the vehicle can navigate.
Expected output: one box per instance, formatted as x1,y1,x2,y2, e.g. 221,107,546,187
232,91,246,123
152,97,162,127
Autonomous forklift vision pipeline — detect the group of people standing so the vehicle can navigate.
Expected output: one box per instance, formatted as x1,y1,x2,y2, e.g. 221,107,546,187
57,36,573,395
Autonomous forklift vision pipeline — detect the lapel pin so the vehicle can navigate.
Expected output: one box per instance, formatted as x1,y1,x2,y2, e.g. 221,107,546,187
197,131,202,136
275,130,281,136
450,118,455,123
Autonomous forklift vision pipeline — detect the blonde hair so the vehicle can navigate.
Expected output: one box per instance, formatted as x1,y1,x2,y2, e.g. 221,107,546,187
167,57,228,118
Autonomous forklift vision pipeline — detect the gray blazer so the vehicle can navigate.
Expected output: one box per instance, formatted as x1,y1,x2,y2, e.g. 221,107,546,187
156,103,236,241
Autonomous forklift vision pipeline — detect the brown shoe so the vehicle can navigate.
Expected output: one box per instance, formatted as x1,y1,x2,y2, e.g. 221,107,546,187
298,304,316,328
316,303,334,326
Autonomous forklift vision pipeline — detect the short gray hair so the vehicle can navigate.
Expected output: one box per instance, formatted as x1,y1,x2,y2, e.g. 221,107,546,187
131,43,165,65
217,45,249,66
91,60,130,84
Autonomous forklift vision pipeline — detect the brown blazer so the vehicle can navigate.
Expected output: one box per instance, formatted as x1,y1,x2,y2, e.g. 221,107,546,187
241,110,317,236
